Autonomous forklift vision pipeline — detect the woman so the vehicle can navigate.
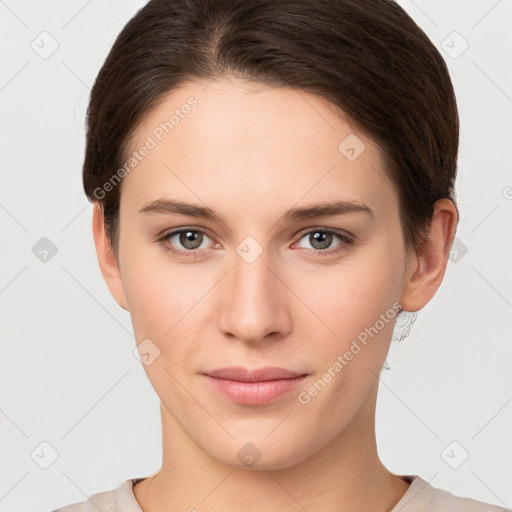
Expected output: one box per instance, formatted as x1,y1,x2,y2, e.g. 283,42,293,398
52,0,509,510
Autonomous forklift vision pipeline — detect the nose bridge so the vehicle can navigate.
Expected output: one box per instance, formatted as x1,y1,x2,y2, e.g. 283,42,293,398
219,235,289,342
233,238,272,299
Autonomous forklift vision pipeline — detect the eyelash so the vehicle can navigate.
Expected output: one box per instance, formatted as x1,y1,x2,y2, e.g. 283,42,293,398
157,227,354,258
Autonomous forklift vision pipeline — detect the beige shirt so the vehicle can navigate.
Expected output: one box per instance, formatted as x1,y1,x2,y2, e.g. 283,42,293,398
51,474,510,512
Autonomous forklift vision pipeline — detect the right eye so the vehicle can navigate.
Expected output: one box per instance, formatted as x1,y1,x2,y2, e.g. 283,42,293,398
157,228,216,257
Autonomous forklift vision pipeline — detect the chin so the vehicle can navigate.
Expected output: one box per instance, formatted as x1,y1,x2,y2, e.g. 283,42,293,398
202,432,317,472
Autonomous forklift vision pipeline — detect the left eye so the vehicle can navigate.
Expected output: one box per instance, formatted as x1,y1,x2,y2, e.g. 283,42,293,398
295,230,349,251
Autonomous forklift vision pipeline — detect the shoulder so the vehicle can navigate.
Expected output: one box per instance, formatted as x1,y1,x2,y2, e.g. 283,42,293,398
50,479,143,512
394,475,511,512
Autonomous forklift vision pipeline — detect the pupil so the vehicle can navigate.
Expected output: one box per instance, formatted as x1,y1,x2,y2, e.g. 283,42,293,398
312,231,331,249
181,230,201,249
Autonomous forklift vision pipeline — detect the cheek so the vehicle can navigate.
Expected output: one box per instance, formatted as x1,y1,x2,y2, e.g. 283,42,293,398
294,248,404,375
121,252,191,340
122,259,203,399
292,255,402,421
309,254,402,331
122,251,219,367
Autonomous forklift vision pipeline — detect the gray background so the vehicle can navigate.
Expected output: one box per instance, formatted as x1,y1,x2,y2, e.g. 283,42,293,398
1,1,511,510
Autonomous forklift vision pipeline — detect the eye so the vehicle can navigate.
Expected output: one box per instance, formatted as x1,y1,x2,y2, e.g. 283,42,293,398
293,228,353,256
158,228,215,257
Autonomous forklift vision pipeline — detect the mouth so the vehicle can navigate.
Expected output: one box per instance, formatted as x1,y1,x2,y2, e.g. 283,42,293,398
201,366,309,406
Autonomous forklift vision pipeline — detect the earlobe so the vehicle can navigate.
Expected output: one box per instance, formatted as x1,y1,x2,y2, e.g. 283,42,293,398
400,198,458,312
91,204,129,311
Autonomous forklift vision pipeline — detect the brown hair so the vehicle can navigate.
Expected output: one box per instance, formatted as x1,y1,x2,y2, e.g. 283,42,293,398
83,0,459,262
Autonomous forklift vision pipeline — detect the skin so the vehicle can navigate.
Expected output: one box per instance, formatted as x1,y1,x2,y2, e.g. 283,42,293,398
92,77,458,512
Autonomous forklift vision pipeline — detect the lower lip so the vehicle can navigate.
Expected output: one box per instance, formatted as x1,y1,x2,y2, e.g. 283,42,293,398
204,375,308,405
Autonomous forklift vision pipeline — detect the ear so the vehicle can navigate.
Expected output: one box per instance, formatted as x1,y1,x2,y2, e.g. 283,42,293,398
400,198,458,312
91,204,129,311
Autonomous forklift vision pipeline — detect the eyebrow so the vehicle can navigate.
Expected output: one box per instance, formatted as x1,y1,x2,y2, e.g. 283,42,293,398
138,198,375,224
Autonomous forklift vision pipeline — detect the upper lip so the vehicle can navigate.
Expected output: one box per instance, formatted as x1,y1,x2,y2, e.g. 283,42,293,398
203,366,307,382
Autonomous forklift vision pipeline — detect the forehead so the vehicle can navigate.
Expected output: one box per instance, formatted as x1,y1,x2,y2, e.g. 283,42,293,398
121,77,396,217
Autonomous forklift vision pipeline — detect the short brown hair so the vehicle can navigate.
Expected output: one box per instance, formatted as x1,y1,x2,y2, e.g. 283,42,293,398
83,0,459,262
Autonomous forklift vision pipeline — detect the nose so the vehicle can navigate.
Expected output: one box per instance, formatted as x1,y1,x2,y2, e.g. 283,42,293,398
218,243,292,345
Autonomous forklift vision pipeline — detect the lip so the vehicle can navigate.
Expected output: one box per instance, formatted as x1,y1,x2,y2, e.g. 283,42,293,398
202,366,309,406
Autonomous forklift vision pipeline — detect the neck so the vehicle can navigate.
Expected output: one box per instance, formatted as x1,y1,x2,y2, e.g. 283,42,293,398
134,383,410,512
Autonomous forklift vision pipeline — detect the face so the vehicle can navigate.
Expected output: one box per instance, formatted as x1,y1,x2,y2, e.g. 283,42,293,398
104,77,415,470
